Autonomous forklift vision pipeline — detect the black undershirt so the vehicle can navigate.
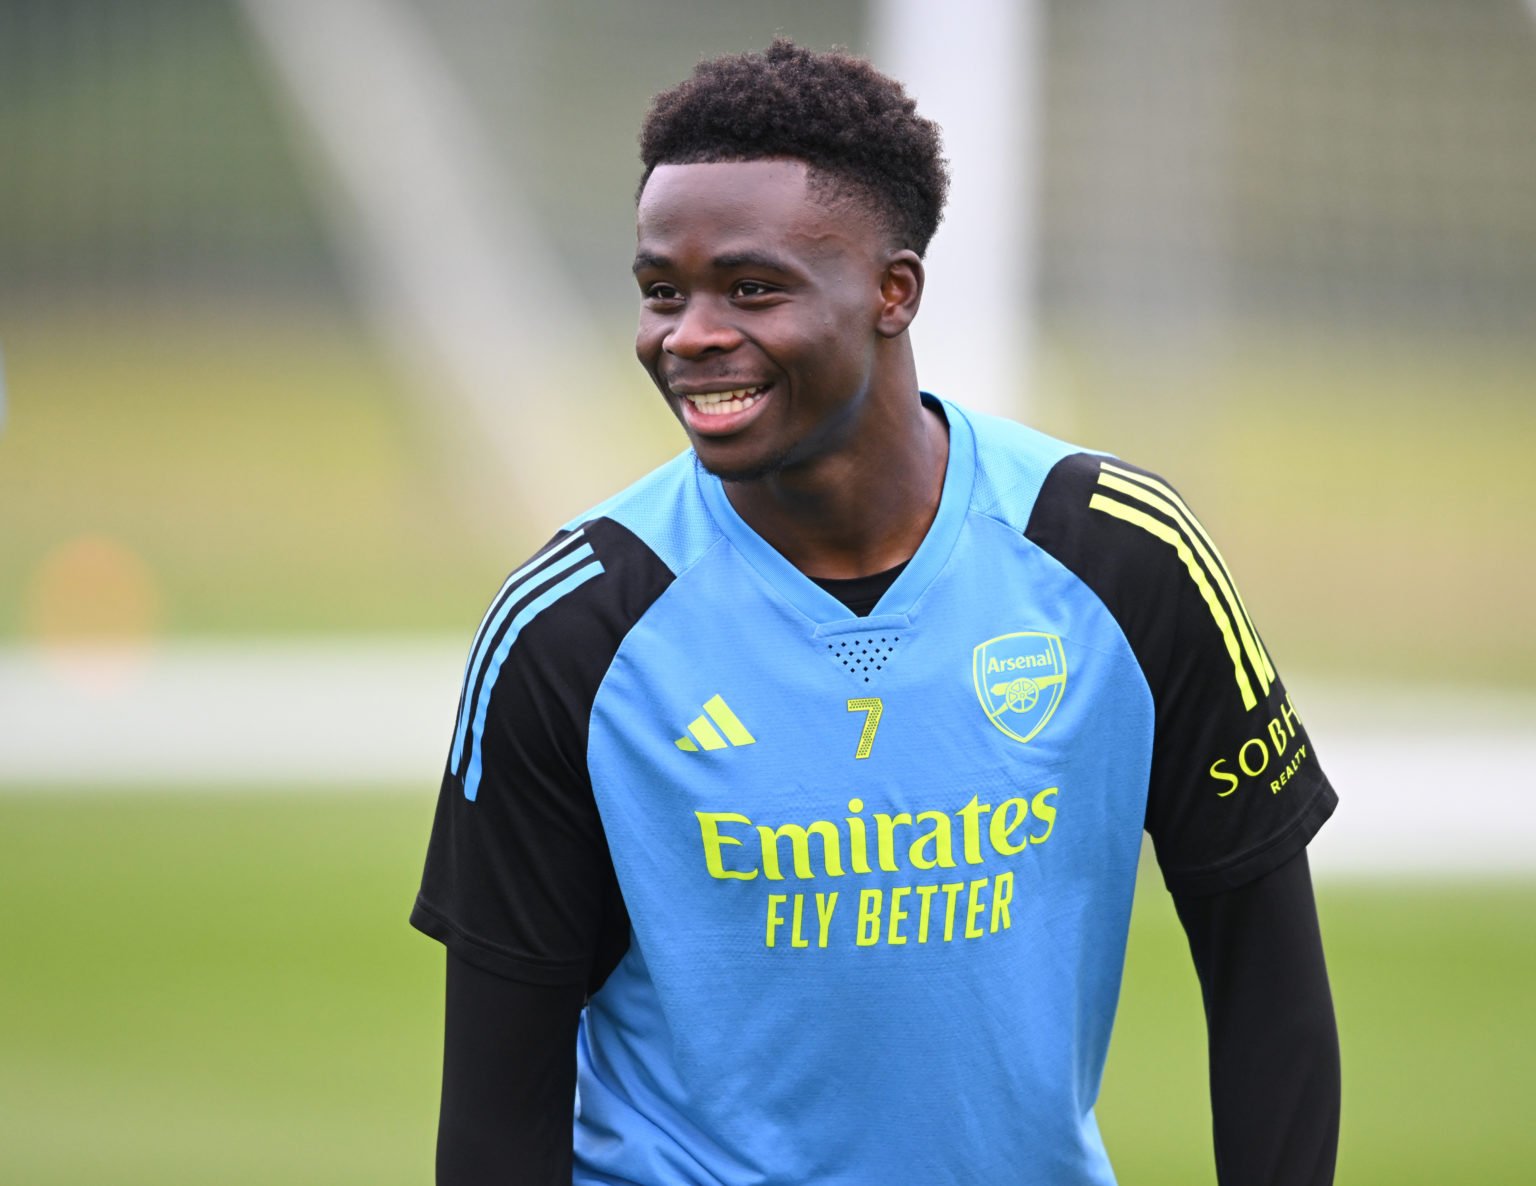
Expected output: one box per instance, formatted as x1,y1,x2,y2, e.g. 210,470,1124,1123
806,561,909,617
433,567,1340,1186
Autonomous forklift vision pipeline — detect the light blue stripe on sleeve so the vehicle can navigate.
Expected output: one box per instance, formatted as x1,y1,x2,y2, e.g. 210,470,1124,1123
464,531,585,682
462,560,605,802
451,541,594,775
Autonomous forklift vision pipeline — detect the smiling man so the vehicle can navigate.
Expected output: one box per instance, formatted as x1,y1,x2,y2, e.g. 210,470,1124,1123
413,41,1339,1186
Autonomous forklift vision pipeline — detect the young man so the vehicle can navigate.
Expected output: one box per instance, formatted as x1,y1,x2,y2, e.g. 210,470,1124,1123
413,41,1339,1186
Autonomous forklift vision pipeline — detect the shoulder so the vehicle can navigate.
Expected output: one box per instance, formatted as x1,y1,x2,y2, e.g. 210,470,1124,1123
1022,451,1218,607
561,448,721,578
942,399,1107,532
483,447,721,660
935,399,1195,592
1023,448,1287,735
445,452,714,800
948,403,1229,675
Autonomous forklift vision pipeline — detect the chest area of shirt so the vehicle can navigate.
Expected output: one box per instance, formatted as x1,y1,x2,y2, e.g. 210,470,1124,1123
588,544,1152,827
586,571,1148,962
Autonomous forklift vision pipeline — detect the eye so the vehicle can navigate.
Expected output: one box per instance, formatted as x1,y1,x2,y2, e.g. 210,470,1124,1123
732,280,777,299
643,282,683,305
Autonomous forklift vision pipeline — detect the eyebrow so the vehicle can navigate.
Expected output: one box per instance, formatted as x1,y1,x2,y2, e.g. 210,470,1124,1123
712,250,794,273
631,250,796,275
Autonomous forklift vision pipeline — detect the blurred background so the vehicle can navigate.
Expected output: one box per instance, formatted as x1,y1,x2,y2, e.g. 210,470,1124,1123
2,1,1532,1182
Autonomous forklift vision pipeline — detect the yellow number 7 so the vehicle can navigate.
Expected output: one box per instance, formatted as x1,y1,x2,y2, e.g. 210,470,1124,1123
846,697,884,760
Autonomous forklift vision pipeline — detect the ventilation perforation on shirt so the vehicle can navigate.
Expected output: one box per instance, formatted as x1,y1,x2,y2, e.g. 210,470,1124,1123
825,635,900,683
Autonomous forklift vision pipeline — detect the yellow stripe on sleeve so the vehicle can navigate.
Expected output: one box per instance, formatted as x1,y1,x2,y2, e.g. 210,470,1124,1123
1088,492,1259,711
1100,462,1275,681
1095,471,1272,699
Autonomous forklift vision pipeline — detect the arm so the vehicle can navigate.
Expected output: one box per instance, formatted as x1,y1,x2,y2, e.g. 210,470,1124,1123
437,953,584,1186
1022,454,1339,1178
1173,850,1340,1186
412,521,666,1182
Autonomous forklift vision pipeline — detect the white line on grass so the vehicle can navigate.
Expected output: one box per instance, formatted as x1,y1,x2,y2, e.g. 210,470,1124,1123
1,642,1532,875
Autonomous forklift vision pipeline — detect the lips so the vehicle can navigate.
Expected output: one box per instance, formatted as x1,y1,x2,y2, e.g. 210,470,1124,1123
678,384,770,417
671,382,774,436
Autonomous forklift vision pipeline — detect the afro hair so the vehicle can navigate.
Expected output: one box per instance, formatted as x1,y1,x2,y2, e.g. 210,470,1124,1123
638,39,949,256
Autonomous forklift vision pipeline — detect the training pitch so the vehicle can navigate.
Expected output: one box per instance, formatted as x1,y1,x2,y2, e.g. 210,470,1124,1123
1,791,1531,1185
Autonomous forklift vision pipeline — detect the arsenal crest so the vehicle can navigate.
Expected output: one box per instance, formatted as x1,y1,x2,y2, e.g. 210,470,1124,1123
972,632,1067,745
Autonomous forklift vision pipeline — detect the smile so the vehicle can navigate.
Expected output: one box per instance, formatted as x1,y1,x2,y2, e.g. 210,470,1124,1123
682,385,771,417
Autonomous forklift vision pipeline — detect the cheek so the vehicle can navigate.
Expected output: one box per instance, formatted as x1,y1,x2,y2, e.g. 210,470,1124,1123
634,336,672,395
817,307,877,370
634,319,664,366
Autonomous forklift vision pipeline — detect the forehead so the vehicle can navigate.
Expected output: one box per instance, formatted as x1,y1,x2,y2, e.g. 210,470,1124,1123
635,159,875,261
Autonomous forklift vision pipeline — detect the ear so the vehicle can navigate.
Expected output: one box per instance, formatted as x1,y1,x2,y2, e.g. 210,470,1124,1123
874,250,924,339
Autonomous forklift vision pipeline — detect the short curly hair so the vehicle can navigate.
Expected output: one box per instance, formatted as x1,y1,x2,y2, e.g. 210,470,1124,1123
638,39,949,256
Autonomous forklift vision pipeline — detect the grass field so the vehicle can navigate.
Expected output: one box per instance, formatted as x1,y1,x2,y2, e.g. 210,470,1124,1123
4,311,1536,687
2,791,1532,1184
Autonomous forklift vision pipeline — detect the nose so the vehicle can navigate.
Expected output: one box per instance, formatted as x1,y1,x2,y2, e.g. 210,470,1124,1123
663,296,741,359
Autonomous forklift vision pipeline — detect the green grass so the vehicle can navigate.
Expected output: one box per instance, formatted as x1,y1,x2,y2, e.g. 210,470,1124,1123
4,310,1534,689
0,791,441,1186
1100,864,1536,1185
0,307,684,643
0,310,515,639
2,792,1531,1185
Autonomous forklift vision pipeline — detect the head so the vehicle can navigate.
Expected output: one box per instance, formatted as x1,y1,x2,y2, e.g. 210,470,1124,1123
633,41,949,482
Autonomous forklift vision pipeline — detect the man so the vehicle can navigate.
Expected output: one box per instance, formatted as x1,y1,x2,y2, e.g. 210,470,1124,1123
413,40,1339,1186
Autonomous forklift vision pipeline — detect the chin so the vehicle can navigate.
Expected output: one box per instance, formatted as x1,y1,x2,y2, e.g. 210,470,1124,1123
694,442,798,484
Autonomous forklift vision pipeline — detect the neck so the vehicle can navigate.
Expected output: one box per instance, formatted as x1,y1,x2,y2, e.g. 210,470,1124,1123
722,357,948,580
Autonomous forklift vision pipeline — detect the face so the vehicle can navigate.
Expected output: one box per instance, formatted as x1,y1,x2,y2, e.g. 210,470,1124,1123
633,159,909,482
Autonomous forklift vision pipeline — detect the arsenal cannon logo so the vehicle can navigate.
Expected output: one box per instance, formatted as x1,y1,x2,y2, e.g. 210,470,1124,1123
972,632,1067,745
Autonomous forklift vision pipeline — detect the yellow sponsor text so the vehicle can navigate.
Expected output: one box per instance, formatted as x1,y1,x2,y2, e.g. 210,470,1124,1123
1269,744,1309,795
696,789,1059,882
1208,694,1308,797
765,892,840,948
762,875,1017,949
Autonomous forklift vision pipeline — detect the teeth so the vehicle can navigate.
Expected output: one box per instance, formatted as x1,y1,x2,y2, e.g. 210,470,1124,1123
684,386,767,416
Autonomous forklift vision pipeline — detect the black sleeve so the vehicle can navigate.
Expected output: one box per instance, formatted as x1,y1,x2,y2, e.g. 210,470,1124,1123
1025,453,1336,894
438,952,585,1186
411,517,673,989
1174,850,1340,1186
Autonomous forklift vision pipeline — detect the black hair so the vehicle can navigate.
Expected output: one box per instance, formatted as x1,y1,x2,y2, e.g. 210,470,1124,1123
638,39,949,256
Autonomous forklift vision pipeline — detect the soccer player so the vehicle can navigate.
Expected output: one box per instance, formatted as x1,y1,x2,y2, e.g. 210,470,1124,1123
413,40,1340,1186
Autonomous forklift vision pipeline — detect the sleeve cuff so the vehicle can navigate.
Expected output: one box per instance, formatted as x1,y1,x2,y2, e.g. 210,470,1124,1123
1158,778,1338,898
409,895,592,986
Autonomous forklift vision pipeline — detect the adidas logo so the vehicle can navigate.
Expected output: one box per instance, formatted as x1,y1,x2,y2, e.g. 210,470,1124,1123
674,695,756,752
